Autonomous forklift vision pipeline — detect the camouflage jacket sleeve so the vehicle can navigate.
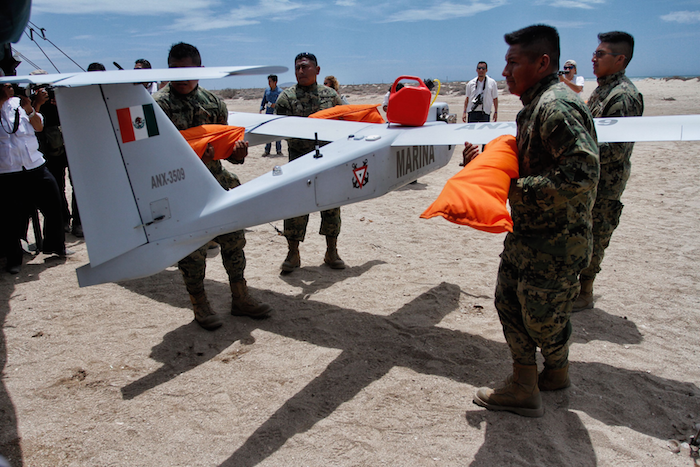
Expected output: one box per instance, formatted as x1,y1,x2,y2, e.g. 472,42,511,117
510,95,599,214
589,72,644,165
274,88,293,116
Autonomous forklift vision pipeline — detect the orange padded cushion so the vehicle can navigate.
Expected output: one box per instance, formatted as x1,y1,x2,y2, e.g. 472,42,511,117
180,124,245,160
420,135,518,233
309,104,385,123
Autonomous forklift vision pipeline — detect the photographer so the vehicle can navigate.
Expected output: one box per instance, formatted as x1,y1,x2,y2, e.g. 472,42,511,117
0,75,71,274
462,61,498,123
31,70,83,237
558,59,584,94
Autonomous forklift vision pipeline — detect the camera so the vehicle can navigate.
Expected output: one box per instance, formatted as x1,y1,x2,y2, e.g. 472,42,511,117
558,70,567,76
11,83,30,98
31,84,55,101
470,92,483,112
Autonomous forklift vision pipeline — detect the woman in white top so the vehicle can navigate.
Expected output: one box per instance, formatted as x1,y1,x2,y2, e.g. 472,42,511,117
559,59,585,94
0,80,69,273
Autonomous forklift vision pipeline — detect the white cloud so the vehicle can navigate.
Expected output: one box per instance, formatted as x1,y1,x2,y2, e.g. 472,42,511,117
536,0,605,9
33,0,322,32
660,11,700,23
383,0,506,22
335,0,357,6
169,0,321,31
32,0,218,15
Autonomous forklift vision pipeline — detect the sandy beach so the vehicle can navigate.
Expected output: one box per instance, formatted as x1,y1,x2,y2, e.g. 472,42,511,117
1,77,699,466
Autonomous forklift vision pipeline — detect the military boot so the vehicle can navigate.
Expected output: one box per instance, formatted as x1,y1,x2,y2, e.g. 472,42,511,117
324,236,346,269
573,279,594,312
230,279,272,319
189,291,223,331
473,363,544,417
538,364,571,391
281,239,300,272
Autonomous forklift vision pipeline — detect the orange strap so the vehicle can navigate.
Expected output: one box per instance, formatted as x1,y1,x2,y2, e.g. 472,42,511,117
180,124,245,160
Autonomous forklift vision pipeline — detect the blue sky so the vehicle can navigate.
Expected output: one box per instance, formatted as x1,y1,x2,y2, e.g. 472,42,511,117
11,0,700,89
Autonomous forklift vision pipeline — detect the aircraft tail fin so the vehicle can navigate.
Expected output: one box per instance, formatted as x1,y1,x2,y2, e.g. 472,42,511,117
56,84,225,284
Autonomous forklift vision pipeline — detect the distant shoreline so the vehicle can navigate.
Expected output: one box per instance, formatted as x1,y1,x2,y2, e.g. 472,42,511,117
212,75,699,101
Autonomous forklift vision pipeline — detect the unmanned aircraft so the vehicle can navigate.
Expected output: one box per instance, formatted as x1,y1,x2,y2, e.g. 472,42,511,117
2,68,699,287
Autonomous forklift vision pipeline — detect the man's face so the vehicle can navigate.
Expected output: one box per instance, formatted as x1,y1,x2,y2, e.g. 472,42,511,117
268,77,277,89
592,42,624,78
476,63,487,79
295,58,319,87
564,64,575,76
168,56,200,95
134,63,145,70
502,45,542,96
0,83,12,102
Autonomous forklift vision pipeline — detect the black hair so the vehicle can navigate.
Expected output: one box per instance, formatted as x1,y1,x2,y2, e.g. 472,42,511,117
135,58,152,69
504,24,560,72
478,61,488,69
295,52,317,66
168,42,201,66
87,62,106,71
267,74,278,82
598,31,634,66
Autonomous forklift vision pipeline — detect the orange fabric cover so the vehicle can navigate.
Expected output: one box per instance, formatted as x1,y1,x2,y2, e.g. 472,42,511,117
420,135,519,233
309,104,385,123
180,124,245,160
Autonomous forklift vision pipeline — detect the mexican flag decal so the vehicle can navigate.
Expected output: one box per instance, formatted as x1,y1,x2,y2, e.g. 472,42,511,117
117,104,159,143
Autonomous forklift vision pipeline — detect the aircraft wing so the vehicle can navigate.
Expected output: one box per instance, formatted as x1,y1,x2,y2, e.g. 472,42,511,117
0,66,288,87
230,112,700,147
389,115,700,146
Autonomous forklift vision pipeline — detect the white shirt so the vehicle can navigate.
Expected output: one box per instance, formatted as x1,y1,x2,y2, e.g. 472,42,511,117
573,75,585,93
466,75,498,114
0,97,45,174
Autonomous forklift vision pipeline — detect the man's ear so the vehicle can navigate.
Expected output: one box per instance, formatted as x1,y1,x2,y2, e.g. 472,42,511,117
538,54,552,75
315,66,321,76
615,54,626,68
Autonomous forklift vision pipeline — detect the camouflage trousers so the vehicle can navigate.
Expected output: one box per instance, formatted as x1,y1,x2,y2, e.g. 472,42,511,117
495,238,582,369
178,230,246,296
284,146,341,241
579,198,624,283
284,209,341,242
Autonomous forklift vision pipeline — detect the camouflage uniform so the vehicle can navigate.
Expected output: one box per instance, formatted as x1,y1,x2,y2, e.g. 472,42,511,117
497,74,599,369
579,70,644,282
275,83,344,241
153,83,246,295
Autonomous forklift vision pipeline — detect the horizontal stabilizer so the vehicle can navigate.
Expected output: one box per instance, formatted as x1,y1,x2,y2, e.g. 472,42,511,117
77,237,208,286
0,66,288,87
228,112,377,146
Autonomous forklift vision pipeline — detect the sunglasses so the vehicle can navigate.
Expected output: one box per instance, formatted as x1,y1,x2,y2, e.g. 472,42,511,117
476,67,486,70
295,52,318,65
563,66,573,70
593,50,623,59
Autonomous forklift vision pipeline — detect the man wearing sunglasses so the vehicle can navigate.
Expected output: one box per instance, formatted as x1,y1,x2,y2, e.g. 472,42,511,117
462,61,498,123
559,59,584,94
573,31,644,312
275,52,345,273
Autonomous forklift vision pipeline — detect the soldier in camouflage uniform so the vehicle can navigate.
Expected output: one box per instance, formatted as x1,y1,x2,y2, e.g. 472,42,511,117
275,52,345,273
573,31,644,312
153,42,271,331
472,25,599,417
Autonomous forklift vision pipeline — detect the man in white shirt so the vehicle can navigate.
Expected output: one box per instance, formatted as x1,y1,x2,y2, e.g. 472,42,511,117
462,61,499,123
559,59,585,94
